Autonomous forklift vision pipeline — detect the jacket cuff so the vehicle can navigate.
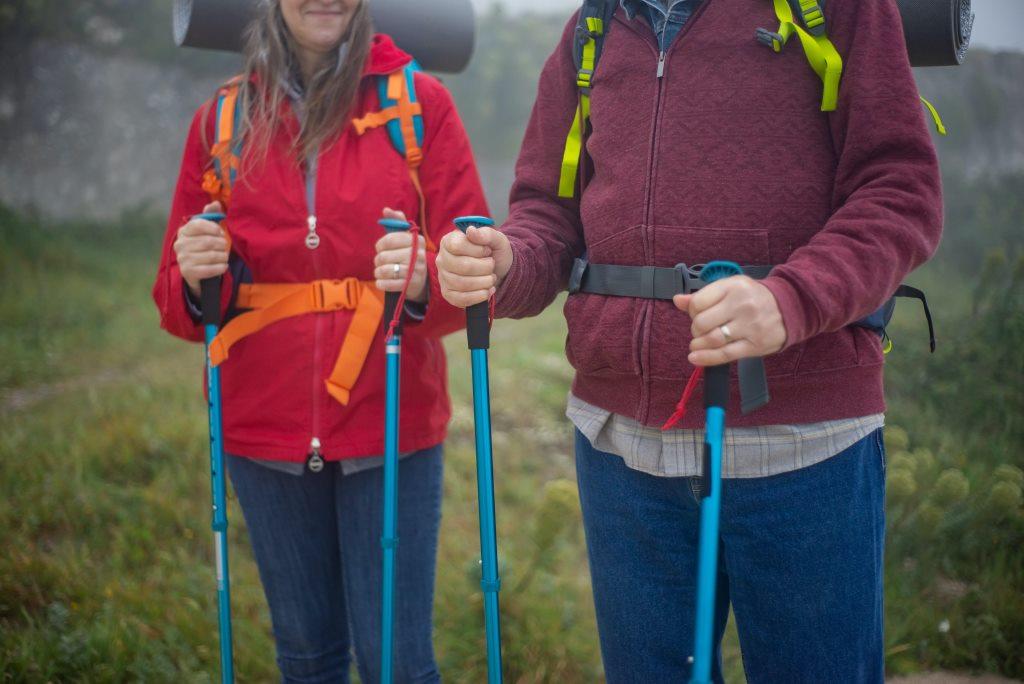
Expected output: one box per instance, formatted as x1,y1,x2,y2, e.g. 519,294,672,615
761,275,810,350
183,281,203,323
494,235,534,319
402,250,437,327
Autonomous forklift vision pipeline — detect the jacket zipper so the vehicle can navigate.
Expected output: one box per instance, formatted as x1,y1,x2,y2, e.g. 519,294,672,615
628,0,712,418
306,149,323,471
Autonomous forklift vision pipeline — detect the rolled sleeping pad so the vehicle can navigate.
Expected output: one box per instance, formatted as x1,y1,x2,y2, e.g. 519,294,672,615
173,0,476,73
895,0,975,66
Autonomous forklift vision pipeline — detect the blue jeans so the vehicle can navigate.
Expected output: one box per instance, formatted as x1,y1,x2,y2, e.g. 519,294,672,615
575,429,886,683
227,447,443,684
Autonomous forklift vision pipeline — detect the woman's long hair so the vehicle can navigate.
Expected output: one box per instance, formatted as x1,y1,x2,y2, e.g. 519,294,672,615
214,0,373,166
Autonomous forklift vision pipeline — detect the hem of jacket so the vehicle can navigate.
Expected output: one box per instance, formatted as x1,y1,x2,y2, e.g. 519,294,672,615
224,426,448,462
571,362,886,429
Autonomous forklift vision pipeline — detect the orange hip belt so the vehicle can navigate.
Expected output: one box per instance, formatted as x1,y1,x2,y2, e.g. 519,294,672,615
208,278,384,405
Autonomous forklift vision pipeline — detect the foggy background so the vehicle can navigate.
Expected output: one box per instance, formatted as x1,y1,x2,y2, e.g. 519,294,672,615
470,0,1024,53
1,1,1022,682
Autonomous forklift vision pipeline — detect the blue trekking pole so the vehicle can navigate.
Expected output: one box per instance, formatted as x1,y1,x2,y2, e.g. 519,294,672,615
454,216,503,684
378,217,411,684
197,211,235,684
689,261,743,684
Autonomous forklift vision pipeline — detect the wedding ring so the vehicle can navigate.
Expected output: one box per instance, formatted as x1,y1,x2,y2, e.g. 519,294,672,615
392,263,401,277
720,324,733,343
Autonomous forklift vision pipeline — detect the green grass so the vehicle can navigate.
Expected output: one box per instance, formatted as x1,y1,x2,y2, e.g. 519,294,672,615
1,207,1021,681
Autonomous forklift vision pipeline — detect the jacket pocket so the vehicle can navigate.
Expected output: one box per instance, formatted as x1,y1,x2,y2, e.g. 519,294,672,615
563,292,641,376
646,225,801,379
795,325,880,376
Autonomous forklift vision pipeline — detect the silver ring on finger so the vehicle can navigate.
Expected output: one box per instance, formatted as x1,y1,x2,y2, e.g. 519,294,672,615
720,324,734,343
392,263,401,277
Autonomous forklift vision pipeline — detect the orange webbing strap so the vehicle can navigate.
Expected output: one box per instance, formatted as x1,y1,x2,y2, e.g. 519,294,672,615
352,104,422,135
325,285,385,405
202,79,244,207
209,278,384,406
351,70,437,253
392,72,436,252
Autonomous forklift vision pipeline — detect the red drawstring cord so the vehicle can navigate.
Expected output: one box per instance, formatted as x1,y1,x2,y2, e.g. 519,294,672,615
661,367,704,431
384,222,421,342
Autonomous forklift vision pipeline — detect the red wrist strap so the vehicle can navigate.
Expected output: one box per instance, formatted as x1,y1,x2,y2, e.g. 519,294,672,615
661,367,704,431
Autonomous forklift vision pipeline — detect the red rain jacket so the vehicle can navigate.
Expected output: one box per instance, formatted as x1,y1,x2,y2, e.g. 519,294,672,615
154,35,488,462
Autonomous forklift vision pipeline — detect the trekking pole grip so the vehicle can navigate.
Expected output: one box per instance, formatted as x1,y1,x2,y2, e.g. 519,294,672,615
379,218,412,330
453,216,497,351
699,260,745,411
194,212,227,329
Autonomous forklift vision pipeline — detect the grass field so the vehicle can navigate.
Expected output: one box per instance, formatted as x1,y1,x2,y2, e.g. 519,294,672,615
1,205,1021,682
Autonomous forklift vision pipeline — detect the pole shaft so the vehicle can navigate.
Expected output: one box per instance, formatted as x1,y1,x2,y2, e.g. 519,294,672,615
471,349,503,684
690,404,724,684
381,337,402,684
206,323,234,684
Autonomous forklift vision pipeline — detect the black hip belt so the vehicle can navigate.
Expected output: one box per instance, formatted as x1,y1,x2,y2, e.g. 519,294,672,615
568,259,773,300
568,258,935,353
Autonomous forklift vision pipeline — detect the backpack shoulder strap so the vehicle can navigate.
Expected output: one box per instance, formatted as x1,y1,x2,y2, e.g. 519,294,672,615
756,0,843,111
382,61,425,161
351,62,436,251
558,0,617,199
202,76,244,207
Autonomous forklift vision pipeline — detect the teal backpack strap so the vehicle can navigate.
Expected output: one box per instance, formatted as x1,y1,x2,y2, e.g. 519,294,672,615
376,61,424,156
203,76,245,206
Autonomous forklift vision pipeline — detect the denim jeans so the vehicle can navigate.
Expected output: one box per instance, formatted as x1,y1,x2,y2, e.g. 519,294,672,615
227,446,443,684
575,429,886,683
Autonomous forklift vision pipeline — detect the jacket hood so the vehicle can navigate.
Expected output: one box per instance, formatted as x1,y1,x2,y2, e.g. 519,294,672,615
364,33,413,76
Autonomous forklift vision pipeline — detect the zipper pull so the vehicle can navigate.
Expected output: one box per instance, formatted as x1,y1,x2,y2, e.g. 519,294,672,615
305,215,320,250
307,437,324,473
657,51,666,78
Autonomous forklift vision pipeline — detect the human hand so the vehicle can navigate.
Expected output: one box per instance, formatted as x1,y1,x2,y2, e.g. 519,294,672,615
174,201,228,298
435,224,512,308
373,208,428,302
673,276,787,366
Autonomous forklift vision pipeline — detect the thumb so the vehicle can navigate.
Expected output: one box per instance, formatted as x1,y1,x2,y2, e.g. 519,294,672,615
381,207,408,222
466,225,503,249
673,294,694,313
202,200,223,215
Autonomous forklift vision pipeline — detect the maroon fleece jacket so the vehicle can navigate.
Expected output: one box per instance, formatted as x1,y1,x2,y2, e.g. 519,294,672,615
495,0,943,428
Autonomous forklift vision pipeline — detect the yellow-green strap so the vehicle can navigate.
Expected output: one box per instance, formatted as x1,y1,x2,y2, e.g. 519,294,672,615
558,16,604,198
919,96,948,136
771,0,843,112
577,17,603,88
559,94,590,198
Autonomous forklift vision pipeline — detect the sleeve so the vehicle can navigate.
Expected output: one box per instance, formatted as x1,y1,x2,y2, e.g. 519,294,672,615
152,102,235,343
402,73,490,339
494,13,587,320
760,0,944,348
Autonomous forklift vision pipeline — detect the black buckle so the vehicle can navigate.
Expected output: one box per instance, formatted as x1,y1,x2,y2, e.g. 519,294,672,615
756,27,784,49
568,258,588,294
673,263,704,295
